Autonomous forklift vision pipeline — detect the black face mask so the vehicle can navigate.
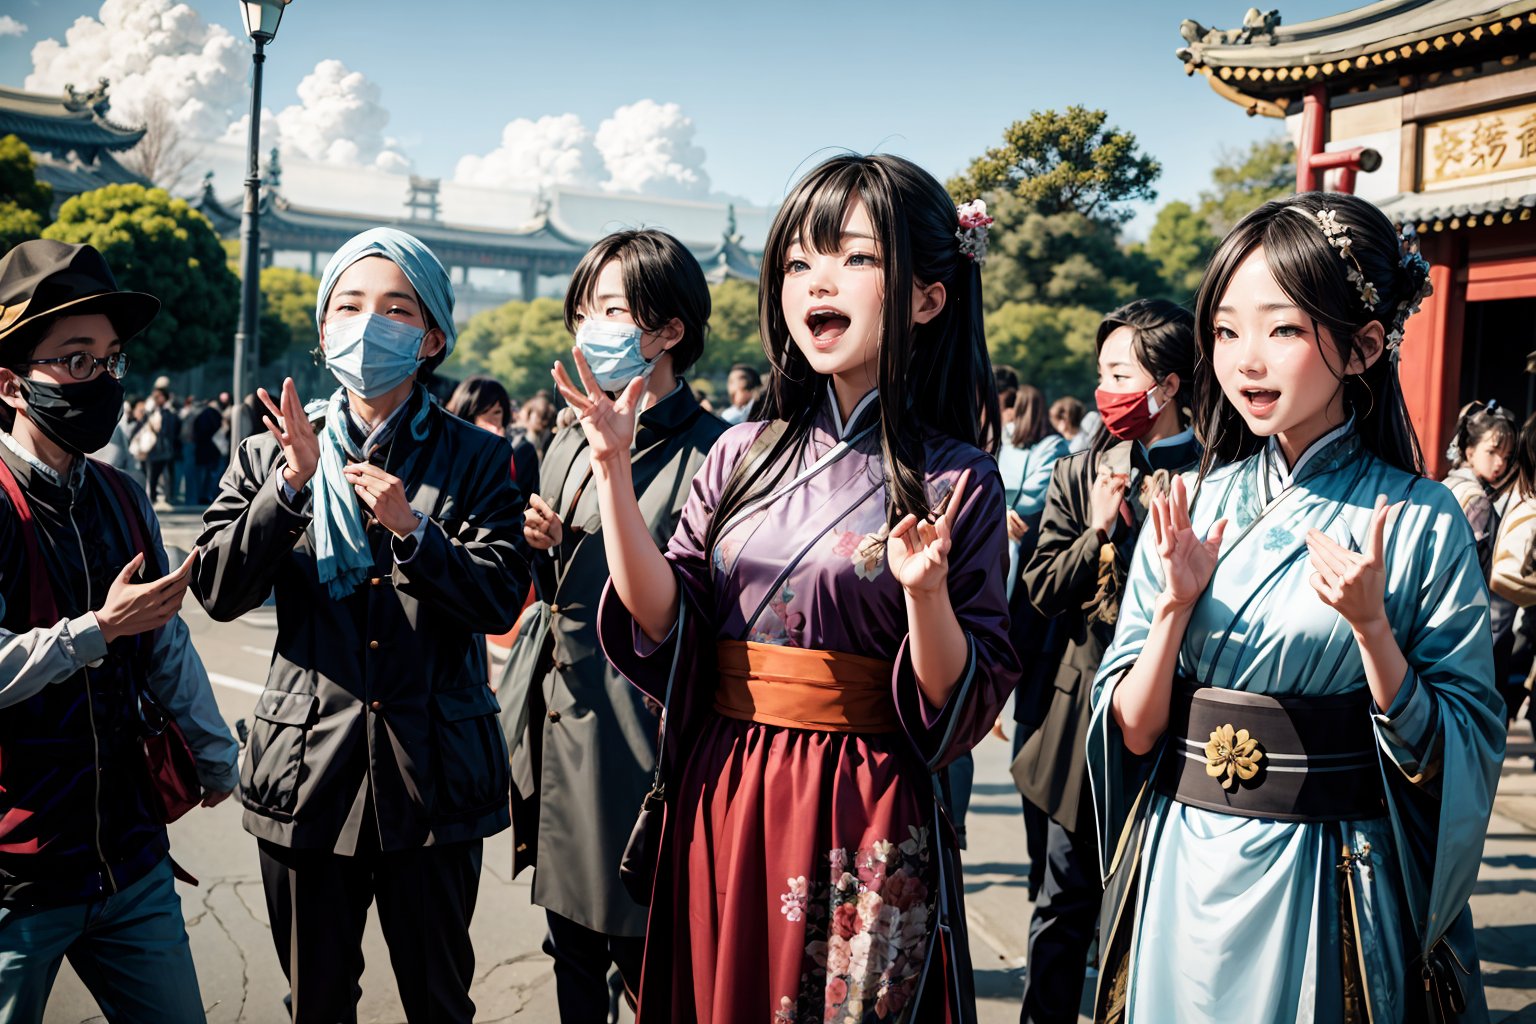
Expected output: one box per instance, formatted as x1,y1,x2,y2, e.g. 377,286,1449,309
17,372,125,456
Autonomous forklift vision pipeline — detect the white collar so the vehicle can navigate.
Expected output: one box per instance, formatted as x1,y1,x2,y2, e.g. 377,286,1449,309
1265,417,1354,488
828,385,879,439
1144,427,1194,453
0,430,71,488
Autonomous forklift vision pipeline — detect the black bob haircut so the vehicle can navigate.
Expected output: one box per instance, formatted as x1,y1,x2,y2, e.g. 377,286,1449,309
563,229,711,375
446,374,512,427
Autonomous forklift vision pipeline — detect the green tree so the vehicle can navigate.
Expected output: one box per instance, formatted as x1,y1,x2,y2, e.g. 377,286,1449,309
976,193,1161,313
985,302,1102,402
43,184,238,375
950,107,1161,223
1132,200,1219,303
699,278,764,379
449,297,570,400
1198,135,1294,235
0,134,54,255
257,266,319,367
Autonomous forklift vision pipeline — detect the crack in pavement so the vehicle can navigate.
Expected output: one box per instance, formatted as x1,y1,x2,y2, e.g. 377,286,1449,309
202,882,252,1021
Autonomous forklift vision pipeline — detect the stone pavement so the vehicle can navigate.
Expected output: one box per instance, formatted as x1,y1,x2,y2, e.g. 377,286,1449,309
37,513,1536,1021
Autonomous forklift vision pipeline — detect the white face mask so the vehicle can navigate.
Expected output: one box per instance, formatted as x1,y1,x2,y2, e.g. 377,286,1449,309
323,313,425,399
1146,385,1165,418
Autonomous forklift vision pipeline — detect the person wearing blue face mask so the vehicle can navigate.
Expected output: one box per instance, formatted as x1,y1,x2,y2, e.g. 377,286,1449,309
510,229,725,1023
192,227,531,1024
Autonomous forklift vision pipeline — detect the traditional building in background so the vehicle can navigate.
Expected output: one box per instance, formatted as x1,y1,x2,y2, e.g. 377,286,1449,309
1179,0,1536,474
192,149,762,323
0,81,147,208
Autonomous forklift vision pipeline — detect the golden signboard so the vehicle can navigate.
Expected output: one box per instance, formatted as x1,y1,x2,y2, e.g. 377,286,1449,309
1422,100,1536,190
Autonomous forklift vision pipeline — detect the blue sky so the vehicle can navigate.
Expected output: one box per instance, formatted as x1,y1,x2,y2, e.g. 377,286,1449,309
1,0,1351,234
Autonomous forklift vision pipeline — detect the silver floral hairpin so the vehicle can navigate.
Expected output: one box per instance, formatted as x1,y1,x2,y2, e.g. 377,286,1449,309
1313,208,1381,311
956,199,994,266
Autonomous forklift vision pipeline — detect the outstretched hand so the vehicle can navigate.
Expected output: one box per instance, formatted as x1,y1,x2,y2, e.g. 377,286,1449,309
550,348,643,467
1150,474,1226,610
888,469,971,596
1306,494,1395,631
258,378,320,491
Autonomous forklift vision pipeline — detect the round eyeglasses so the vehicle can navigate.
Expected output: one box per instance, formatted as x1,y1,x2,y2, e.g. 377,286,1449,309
20,352,131,381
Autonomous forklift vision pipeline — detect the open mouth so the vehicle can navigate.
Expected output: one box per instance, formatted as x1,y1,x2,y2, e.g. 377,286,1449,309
1240,387,1281,415
806,307,851,345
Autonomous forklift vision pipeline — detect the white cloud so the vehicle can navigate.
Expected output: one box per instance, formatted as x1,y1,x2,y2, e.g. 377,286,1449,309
222,59,411,173
595,100,710,198
453,113,602,190
25,0,245,140
455,100,712,199
0,16,28,37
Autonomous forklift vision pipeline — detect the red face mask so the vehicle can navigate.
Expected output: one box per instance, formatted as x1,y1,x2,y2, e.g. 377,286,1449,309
1095,385,1164,441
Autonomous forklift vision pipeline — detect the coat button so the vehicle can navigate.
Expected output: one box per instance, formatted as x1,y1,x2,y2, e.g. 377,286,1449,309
370,577,382,586
370,700,381,711
369,640,379,650
549,603,560,615
548,710,561,723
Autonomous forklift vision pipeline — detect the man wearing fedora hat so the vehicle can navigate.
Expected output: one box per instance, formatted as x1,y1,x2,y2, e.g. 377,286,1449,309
0,238,238,1024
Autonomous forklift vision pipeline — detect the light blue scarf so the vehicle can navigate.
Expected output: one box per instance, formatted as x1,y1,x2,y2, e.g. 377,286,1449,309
309,388,432,599
308,228,454,599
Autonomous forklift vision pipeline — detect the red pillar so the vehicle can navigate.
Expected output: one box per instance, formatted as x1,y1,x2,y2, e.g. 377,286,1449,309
1398,233,1465,478
1297,86,1328,193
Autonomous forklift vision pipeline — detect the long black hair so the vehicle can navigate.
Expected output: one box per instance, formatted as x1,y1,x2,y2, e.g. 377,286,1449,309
1088,299,1197,467
1192,191,1428,480
1510,411,1536,502
704,153,999,557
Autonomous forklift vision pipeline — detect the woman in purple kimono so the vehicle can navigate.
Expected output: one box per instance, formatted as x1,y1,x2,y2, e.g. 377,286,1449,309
544,154,1017,1023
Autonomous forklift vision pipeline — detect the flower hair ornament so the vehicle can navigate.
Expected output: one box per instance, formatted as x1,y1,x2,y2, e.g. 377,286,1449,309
1313,208,1381,310
956,199,994,266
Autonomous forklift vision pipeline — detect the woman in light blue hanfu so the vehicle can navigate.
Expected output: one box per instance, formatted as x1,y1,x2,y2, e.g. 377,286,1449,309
1086,192,1506,1024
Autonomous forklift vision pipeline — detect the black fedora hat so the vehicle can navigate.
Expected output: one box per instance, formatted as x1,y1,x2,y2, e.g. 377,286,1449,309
0,239,159,361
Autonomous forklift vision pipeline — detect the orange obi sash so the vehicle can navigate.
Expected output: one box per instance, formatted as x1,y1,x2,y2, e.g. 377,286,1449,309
713,641,900,734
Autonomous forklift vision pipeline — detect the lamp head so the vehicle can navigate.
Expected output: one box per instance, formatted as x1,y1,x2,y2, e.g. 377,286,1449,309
239,0,292,43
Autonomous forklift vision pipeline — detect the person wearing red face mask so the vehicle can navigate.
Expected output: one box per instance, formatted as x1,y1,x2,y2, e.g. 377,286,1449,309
1010,299,1199,1024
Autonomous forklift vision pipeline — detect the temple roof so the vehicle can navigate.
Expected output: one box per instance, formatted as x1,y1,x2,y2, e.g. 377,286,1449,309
1377,177,1536,230
1178,1,1536,116
0,82,145,160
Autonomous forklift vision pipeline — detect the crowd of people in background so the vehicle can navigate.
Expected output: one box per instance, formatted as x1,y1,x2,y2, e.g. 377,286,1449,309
0,154,1521,1024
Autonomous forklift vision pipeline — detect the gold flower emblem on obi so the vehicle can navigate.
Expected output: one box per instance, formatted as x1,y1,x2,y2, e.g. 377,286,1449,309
1204,723,1263,790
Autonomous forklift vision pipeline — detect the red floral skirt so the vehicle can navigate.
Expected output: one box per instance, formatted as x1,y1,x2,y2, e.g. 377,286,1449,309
636,713,959,1024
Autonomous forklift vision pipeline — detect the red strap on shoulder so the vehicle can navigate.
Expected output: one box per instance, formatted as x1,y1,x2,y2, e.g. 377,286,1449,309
0,454,58,629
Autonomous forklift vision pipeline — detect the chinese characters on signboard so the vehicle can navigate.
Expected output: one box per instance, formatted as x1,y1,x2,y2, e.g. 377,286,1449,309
1422,101,1536,189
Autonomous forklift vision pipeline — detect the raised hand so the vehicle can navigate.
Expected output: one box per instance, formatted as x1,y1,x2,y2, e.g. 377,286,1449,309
97,549,198,643
1306,494,1393,631
550,348,644,467
258,378,320,490
888,469,971,596
1150,474,1227,610
523,493,563,550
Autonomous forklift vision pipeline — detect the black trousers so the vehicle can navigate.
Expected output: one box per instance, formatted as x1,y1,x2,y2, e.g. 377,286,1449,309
1019,816,1102,1024
257,837,483,1024
542,909,645,1024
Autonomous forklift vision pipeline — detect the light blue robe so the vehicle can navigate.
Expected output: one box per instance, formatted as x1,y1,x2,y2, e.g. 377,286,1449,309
1087,427,1506,1023
998,432,1069,598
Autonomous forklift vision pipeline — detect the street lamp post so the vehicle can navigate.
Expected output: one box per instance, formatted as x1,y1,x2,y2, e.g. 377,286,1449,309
231,0,291,466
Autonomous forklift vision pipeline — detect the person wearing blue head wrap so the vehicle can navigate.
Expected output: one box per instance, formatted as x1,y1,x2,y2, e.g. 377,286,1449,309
193,227,530,1024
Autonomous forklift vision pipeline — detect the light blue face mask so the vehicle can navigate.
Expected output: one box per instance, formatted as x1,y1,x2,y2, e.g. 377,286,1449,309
575,320,656,392
323,312,426,399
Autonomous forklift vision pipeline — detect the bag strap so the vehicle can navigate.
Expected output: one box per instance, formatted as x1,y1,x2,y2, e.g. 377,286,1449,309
646,599,688,792
0,454,58,628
